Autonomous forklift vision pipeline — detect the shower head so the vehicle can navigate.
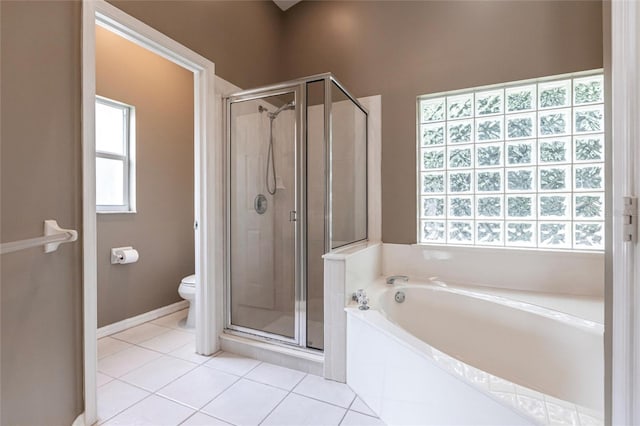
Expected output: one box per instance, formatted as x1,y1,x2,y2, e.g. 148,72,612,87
273,100,295,115
258,100,295,120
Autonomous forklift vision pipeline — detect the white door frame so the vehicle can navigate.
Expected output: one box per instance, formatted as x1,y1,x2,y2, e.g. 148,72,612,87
81,1,219,424
611,0,640,425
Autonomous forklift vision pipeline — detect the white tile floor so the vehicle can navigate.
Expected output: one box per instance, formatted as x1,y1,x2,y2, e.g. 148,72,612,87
98,309,385,426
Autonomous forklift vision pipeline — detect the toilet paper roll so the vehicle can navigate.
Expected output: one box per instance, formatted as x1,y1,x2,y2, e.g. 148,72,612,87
117,248,139,264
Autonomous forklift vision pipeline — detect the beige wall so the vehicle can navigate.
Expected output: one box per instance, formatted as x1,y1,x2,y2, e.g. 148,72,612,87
0,1,83,424
107,0,285,90
0,1,283,423
96,27,194,327
281,0,604,243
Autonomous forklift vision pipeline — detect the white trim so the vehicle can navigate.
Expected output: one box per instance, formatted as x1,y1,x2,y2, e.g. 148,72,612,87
82,1,218,425
71,412,85,426
96,301,189,339
81,1,98,423
212,75,241,361
611,0,639,424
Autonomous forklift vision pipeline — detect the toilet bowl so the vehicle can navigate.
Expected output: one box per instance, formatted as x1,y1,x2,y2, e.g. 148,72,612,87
178,274,196,328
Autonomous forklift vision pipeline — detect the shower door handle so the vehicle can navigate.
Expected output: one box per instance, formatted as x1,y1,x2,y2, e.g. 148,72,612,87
289,211,297,222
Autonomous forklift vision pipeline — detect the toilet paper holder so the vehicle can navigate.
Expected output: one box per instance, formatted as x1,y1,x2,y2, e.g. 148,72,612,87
111,246,138,264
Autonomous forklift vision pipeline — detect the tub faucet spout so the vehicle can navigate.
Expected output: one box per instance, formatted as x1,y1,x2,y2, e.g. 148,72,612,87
386,275,409,285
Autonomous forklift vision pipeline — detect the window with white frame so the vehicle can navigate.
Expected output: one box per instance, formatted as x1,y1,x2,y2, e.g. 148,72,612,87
96,96,135,212
418,71,604,250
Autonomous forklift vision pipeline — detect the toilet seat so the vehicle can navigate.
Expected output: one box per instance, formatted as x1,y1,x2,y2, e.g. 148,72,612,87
181,274,196,287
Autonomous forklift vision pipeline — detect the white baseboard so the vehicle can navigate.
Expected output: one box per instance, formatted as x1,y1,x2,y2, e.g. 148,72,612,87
97,300,189,339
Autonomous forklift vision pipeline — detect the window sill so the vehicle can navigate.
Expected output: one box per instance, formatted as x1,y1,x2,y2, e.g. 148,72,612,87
412,242,604,256
97,210,137,215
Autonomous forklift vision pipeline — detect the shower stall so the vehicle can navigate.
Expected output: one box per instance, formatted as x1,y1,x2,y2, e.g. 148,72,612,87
225,74,368,351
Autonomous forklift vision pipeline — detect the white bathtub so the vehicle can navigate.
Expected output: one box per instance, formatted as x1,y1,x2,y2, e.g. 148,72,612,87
346,279,604,425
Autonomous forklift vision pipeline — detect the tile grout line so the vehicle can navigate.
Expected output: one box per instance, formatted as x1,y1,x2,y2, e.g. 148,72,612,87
289,377,359,411
131,355,234,403
110,329,196,352
98,389,157,425
97,313,202,424
198,356,364,421
241,374,305,392
163,345,220,364
159,368,243,413
100,348,200,385
257,372,308,426
101,314,378,425
101,353,375,425
200,360,307,424
254,372,363,426
289,390,359,412
177,411,200,426
178,410,234,426
100,369,212,425
226,367,357,413
203,355,263,378
98,344,205,422
132,358,200,392
349,405,382,420
100,341,250,422
337,393,358,425
183,356,266,423
200,412,236,426
99,335,215,377
347,392,381,418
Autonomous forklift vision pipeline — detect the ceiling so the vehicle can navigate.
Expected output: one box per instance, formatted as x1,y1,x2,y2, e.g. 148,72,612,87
273,0,302,11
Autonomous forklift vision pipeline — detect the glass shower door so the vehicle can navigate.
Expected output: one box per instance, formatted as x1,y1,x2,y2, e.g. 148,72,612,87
227,89,298,343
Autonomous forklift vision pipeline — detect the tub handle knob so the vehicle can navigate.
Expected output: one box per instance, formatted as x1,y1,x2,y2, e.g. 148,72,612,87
352,289,370,310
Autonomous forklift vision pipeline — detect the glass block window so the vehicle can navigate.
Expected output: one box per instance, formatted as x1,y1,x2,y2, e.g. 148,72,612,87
418,72,604,250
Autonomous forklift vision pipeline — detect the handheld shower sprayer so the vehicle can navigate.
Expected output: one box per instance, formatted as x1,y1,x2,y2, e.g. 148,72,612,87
264,101,296,119
258,100,295,119
258,100,296,195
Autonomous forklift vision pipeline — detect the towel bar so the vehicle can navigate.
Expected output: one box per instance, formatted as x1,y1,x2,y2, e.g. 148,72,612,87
0,220,78,255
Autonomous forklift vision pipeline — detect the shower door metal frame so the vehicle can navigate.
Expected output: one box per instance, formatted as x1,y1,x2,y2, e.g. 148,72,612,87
323,78,369,252
224,73,369,351
224,84,307,347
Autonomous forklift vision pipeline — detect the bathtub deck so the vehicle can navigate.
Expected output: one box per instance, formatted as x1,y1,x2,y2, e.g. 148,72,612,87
468,285,603,323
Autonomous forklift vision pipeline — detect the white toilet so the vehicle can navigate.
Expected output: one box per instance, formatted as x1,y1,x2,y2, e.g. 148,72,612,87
178,274,196,328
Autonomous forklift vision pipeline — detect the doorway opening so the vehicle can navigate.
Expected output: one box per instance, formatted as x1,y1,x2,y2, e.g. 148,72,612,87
82,1,217,424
